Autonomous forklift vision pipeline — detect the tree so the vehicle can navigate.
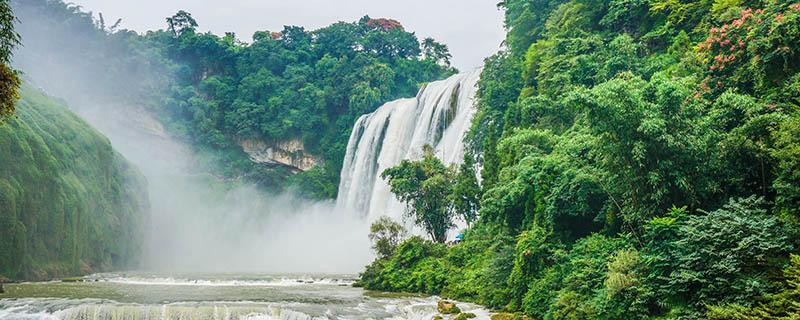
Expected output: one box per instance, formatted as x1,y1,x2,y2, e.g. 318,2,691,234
772,115,800,223
368,216,408,258
381,145,457,243
708,254,800,319
166,10,197,37
0,0,20,121
421,37,452,66
655,196,794,311
451,152,481,226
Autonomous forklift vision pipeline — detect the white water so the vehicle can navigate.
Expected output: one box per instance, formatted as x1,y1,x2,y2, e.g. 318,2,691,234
337,69,481,225
0,273,492,320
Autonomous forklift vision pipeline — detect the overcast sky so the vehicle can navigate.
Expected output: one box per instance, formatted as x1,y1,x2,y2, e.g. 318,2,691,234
71,0,506,71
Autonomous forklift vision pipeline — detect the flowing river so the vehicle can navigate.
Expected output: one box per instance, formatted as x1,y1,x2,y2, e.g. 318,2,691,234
0,273,490,320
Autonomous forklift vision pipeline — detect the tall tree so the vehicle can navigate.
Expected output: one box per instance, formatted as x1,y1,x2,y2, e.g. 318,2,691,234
368,216,408,258
381,145,457,243
421,37,452,66
451,152,481,226
0,0,20,121
166,10,197,37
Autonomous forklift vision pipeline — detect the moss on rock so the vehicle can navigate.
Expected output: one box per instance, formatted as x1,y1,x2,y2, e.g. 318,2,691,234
438,300,461,314
0,84,149,281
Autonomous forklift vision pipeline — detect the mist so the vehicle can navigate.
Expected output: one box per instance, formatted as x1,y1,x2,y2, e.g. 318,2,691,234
80,103,374,273
11,0,376,274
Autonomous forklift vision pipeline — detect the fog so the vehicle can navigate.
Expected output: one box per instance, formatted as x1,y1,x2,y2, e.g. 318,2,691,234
11,1,375,274
77,102,374,273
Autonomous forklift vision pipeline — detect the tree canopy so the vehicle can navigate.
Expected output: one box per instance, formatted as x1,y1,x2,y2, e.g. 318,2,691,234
10,0,457,197
360,1,800,318
0,0,20,121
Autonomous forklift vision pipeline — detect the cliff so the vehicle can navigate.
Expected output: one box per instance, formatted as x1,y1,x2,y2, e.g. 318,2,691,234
0,84,149,280
237,138,323,173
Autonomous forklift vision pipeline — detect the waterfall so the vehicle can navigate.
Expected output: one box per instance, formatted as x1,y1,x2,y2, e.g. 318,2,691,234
336,68,482,222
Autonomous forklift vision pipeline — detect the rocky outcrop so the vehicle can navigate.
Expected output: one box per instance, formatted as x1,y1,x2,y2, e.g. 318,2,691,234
454,313,476,320
438,300,461,314
237,138,323,172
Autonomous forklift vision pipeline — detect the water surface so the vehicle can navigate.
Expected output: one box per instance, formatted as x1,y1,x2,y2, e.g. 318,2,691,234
0,272,489,320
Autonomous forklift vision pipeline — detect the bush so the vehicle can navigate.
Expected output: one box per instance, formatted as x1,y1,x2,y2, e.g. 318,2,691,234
655,196,794,313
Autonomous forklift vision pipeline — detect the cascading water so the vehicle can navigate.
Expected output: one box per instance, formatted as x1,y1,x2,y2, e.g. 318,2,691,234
337,68,482,223
0,273,491,319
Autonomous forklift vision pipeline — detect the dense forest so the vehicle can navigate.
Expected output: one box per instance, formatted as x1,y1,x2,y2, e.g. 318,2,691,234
0,84,149,280
3,0,800,317
360,0,800,319
11,0,455,198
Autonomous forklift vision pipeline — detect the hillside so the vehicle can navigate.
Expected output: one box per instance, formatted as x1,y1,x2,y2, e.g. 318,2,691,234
360,0,800,318
10,0,456,198
0,84,149,280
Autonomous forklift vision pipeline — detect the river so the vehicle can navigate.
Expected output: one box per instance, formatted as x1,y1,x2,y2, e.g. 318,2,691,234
0,273,490,320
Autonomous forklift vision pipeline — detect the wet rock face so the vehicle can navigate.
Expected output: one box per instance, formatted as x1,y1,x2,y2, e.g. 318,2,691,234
237,138,323,172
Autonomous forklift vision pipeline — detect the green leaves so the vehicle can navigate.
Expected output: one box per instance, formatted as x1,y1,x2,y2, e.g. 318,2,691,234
381,145,457,243
0,0,19,121
368,216,409,258
166,10,197,37
772,115,800,222
650,196,794,312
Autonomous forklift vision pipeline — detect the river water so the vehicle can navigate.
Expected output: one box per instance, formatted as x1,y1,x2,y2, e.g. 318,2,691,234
0,273,490,320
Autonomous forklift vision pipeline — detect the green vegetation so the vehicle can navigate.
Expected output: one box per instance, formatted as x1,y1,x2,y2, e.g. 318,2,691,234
0,0,20,120
381,145,459,243
11,0,455,198
368,216,408,259
0,84,148,280
379,145,481,244
454,312,476,320
361,0,800,318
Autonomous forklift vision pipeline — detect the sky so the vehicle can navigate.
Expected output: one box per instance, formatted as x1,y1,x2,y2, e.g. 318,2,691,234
72,0,507,71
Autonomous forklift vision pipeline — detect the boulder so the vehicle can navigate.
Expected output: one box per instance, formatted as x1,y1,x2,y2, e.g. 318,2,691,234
438,300,461,314
455,313,476,320
490,313,514,320
490,313,529,320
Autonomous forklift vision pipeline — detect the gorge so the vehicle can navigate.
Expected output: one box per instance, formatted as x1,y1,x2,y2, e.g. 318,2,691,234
3,0,800,319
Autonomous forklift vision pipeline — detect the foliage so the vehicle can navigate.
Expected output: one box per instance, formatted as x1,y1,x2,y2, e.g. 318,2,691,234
451,152,481,226
362,0,800,319
0,0,19,121
0,62,19,120
0,85,148,280
10,1,455,196
772,115,800,222
657,196,794,312
604,249,641,297
368,216,408,258
382,145,457,243
357,236,448,293
166,10,197,37
708,254,800,319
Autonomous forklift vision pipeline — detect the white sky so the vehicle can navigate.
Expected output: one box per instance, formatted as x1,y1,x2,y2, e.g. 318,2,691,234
71,0,507,71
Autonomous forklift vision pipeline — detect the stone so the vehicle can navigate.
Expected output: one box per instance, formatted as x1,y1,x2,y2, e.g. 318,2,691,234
454,313,476,320
237,138,322,172
490,313,515,320
438,300,461,314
